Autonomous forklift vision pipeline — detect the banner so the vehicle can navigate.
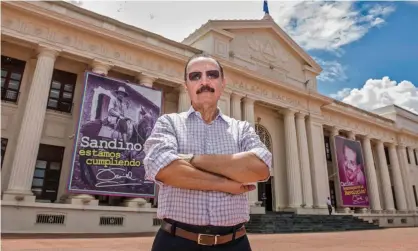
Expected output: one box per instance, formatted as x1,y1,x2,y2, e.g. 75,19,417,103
68,72,162,197
335,136,370,207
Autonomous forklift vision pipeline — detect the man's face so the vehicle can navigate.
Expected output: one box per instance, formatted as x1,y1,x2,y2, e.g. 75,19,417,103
117,92,125,101
343,146,359,182
184,57,225,107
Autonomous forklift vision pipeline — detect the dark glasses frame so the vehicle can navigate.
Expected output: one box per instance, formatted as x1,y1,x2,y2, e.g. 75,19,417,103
188,70,220,81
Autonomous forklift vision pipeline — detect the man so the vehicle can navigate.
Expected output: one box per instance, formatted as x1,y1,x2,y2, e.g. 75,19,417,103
341,140,365,186
106,86,130,142
143,53,272,251
327,197,332,215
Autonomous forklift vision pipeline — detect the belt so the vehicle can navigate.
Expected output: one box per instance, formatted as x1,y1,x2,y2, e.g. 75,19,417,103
160,220,247,246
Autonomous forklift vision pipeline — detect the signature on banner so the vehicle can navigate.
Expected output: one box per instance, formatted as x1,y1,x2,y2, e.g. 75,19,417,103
95,168,143,188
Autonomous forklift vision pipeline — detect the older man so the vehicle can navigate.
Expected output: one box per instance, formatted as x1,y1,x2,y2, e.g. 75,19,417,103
143,53,272,251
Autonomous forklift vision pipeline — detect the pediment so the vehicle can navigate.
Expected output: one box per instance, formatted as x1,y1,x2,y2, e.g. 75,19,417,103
182,18,322,89
183,18,321,73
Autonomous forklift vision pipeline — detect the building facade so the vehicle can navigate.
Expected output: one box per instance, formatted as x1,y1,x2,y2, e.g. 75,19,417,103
1,1,418,233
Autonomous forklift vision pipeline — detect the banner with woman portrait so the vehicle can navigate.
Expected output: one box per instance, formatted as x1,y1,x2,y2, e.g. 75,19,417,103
334,136,370,207
67,72,162,198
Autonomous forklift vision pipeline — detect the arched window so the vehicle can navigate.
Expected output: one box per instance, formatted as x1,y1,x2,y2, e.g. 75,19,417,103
255,124,272,152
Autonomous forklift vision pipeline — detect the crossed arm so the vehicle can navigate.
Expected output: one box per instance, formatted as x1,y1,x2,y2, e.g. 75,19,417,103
143,115,272,194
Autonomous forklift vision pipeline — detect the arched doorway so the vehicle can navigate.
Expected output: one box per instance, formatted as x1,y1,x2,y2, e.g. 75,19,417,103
255,124,273,212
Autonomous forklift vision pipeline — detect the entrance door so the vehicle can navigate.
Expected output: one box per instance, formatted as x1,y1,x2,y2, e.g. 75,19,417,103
254,124,274,212
329,180,337,208
258,177,273,211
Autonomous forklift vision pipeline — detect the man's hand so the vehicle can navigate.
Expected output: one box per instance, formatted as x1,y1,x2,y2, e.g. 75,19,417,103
155,159,255,195
191,152,270,184
222,181,256,195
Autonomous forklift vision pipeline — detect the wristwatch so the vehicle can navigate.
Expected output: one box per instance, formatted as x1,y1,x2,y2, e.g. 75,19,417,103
178,154,194,164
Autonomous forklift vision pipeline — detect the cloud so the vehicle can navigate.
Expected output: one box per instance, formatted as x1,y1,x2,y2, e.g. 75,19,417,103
313,57,347,82
331,77,418,114
273,1,396,53
330,88,352,99
76,1,396,54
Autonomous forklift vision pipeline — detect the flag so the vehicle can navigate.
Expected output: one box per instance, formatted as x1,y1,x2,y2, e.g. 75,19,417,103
263,0,270,14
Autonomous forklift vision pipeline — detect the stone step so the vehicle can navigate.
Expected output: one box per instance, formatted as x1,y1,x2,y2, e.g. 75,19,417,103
245,213,381,234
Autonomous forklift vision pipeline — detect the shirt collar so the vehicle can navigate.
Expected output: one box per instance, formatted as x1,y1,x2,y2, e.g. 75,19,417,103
186,106,231,124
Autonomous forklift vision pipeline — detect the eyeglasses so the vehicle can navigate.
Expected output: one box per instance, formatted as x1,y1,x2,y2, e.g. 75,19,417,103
188,70,220,81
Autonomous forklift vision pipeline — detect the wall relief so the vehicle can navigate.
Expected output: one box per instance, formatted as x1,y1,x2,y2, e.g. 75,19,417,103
229,76,301,108
246,35,289,65
1,10,184,82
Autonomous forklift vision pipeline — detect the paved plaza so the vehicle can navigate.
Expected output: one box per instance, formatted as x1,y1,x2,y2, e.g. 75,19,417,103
2,228,418,251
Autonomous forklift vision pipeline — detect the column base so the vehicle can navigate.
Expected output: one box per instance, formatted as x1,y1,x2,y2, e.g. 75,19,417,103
371,209,383,214
336,207,351,214
123,198,151,208
383,209,396,214
2,190,36,203
249,204,266,214
354,208,368,214
66,194,98,206
396,209,409,214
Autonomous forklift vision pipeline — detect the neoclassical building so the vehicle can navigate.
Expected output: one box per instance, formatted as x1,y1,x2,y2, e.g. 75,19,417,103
1,1,417,233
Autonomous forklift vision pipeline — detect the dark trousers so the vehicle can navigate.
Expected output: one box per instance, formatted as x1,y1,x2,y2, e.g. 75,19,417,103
328,205,332,215
151,219,252,251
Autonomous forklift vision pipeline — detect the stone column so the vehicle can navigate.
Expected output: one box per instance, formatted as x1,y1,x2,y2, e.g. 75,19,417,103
361,136,382,213
230,93,243,120
283,109,303,209
178,85,191,112
243,97,259,207
397,145,416,213
137,73,156,88
3,46,59,202
295,112,313,208
388,144,408,212
329,127,350,213
376,141,395,212
305,116,328,211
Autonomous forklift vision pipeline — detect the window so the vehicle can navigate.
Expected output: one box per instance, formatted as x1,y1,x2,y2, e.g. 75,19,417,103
324,136,332,161
413,186,418,207
414,149,418,166
1,56,26,102
1,138,8,168
31,144,65,202
47,69,77,113
406,148,411,164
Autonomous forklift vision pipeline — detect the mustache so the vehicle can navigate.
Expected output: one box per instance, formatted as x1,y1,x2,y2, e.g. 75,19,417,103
196,85,215,94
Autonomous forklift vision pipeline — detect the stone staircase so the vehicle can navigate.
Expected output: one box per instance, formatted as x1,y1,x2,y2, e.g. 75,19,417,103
245,212,381,234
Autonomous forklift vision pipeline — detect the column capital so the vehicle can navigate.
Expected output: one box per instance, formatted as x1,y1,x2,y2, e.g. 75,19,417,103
331,126,339,136
362,134,372,141
37,45,60,59
281,108,297,116
90,59,113,75
137,72,157,87
243,96,255,105
347,131,356,140
397,143,406,149
295,112,307,119
231,92,244,99
176,84,190,95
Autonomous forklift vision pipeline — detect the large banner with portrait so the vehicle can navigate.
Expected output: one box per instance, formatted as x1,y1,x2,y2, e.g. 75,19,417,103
335,136,370,207
67,72,162,198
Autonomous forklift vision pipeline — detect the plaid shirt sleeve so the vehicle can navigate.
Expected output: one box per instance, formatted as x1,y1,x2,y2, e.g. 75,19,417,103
143,114,180,186
239,121,273,182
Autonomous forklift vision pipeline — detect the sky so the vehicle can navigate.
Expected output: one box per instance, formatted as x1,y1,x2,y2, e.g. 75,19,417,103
73,0,418,115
